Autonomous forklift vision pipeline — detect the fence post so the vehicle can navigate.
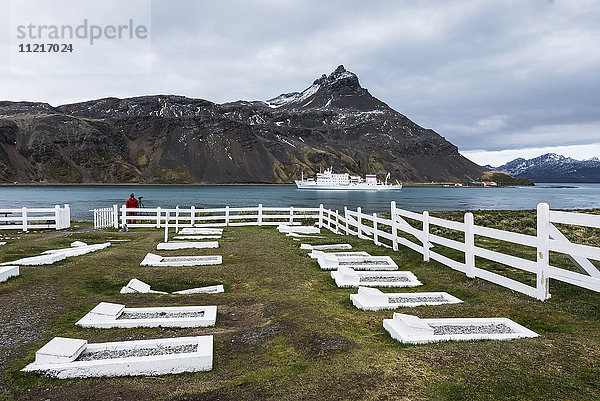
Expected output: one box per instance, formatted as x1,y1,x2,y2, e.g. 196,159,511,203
373,213,379,245
318,204,324,228
54,205,61,230
344,207,349,234
465,212,475,278
156,207,161,228
391,201,398,251
64,204,70,229
289,206,294,224
225,206,230,226
93,208,97,230
536,203,551,300
190,206,196,226
164,211,170,243
121,205,126,228
113,205,119,228
258,204,263,226
357,207,363,238
335,210,340,234
175,206,180,233
422,211,430,261
21,207,28,232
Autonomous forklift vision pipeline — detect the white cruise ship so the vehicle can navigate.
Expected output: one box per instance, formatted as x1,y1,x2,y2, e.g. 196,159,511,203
295,168,402,190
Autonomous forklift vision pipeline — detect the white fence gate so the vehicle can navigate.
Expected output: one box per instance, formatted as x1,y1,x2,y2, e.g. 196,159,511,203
92,205,119,229
0,204,70,232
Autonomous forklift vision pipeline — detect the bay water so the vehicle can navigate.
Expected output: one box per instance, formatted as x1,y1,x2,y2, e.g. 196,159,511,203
1,183,599,220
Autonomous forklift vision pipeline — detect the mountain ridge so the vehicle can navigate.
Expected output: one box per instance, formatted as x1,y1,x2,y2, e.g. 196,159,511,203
0,65,486,184
489,153,600,183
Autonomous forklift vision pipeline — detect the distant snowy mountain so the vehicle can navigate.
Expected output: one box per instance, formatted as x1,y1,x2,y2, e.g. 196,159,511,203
490,153,600,183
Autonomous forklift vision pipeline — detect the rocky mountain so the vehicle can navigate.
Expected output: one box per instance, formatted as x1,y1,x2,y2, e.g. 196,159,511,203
0,65,486,184
489,153,600,182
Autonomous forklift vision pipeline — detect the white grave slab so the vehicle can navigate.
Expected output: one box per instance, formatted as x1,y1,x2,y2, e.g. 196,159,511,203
173,235,222,240
318,255,398,270
120,279,224,295
0,241,7,246
286,232,325,238
76,302,217,328
278,225,320,234
350,287,463,310
383,313,539,344
0,266,19,282
331,267,422,288
43,242,111,257
308,250,370,259
22,336,213,378
1,253,66,266
120,279,167,294
2,242,112,266
300,243,352,250
157,241,219,250
178,228,223,235
141,253,222,267
172,284,225,294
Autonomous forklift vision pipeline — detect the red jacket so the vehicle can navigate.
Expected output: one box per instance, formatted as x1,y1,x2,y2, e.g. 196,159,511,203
126,197,138,208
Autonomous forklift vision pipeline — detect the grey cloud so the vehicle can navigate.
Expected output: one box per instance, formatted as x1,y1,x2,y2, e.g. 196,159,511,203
0,0,598,157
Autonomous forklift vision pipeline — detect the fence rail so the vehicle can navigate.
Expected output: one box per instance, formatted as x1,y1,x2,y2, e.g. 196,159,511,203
92,201,600,300
0,204,70,231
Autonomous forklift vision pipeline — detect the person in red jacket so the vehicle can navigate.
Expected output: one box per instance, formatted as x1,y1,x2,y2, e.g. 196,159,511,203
126,193,139,224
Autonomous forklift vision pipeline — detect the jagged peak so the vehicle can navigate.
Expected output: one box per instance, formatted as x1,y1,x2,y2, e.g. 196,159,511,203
312,65,360,89
266,65,368,109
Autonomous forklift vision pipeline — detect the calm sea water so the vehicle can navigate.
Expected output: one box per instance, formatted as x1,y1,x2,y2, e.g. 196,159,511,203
0,184,599,220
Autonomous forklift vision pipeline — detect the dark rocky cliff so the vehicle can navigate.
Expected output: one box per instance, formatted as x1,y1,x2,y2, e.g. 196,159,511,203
0,65,485,183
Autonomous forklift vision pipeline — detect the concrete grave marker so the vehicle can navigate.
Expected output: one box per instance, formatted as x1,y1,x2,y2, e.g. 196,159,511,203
172,285,225,294
300,243,352,250
2,242,111,266
120,279,224,295
0,266,19,282
22,336,213,378
33,337,88,365
1,253,66,266
157,241,219,250
318,255,398,270
120,278,167,294
383,313,539,344
278,225,320,234
351,287,463,310
173,235,222,240
178,228,223,235
308,250,370,259
140,253,222,267
331,267,422,288
76,302,217,328
286,232,325,238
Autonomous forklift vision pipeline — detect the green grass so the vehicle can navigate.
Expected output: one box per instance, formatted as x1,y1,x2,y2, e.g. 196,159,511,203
0,211,600,400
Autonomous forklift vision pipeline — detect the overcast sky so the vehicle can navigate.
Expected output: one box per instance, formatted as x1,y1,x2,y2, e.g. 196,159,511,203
1,0,598,165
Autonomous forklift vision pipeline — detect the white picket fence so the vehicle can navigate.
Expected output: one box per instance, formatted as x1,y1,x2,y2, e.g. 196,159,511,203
0,204,71,232
320,202,600,301
110,204,323,229
93,202,600,300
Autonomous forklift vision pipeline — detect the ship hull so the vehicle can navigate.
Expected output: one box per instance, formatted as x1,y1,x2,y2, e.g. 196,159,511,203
295,180,402,190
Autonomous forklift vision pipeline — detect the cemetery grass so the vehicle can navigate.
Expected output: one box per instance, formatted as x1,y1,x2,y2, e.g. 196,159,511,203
0,211,598,400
